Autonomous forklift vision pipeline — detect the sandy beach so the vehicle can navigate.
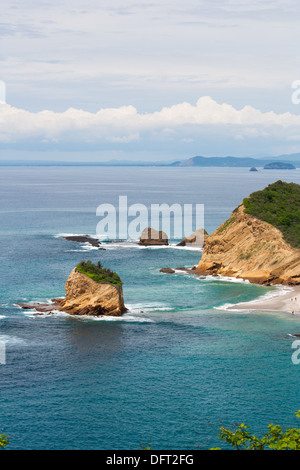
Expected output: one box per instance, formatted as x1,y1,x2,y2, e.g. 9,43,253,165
229,285,300,315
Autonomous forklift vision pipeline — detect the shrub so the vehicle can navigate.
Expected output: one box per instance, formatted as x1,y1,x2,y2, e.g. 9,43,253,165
76,260,123,286
212,410,300,450
243,181,300,248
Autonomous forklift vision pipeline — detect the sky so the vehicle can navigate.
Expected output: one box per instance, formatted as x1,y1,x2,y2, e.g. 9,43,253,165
1,0,300,162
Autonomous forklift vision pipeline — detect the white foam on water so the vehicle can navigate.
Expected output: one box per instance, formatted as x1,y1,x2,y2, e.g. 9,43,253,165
126,302,174,313
85,313,154,323
200,274,250,284
215,285,294,312
0,334,25,345
55,233,204,252
81,244,99,251
37,310,154,323
54,232,91,238
18,303,155,323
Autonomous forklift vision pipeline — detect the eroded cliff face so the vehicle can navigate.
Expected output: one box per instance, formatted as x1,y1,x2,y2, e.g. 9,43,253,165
196,205,300,285
59,268,126,316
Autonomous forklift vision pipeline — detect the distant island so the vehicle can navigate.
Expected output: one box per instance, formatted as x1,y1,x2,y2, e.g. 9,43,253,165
195,181,300,285
264,162,296,170
170,155,300,168
1,153,300,168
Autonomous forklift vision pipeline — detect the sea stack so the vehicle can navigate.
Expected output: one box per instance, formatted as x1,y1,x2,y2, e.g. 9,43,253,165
177,227,208,247
139,227,169,246
17,260,126,316
58,267,126,316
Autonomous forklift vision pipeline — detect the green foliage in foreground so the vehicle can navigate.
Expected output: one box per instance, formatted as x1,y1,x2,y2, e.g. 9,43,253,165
212,410,300,450
243,180,300,249
0,435,9,449
76,260,123,286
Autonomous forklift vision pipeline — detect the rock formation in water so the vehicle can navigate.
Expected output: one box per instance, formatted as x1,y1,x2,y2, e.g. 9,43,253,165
160,267,175,274
176,228,208,247
17,261,126,316
60,235,104,249
58,267,126,316
139,227,168,246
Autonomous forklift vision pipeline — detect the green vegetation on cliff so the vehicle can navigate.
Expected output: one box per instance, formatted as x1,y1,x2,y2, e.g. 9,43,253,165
76,260,123,286
243,180,300,249
0,434,8,449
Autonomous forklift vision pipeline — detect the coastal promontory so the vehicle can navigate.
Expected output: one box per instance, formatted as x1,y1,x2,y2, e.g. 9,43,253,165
196,181,300,285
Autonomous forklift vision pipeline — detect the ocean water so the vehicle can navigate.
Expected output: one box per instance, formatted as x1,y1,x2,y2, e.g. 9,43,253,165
0,165,300,450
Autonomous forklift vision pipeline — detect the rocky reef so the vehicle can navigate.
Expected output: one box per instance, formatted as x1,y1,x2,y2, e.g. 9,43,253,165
60,235,105,249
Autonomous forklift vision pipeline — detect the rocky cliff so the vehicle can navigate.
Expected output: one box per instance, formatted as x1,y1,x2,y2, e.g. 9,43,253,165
196,204,300,285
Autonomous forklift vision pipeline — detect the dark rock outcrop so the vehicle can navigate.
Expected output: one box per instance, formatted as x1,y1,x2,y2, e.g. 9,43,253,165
61,235,104,249
160,268,175,274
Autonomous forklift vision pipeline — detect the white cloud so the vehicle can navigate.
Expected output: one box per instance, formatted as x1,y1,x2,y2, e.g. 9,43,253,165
0,96,300,148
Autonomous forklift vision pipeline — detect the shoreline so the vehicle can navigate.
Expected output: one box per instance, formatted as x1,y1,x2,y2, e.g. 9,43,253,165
226,285,300,315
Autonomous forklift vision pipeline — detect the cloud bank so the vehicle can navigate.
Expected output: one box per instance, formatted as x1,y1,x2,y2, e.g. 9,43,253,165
0,97,300,150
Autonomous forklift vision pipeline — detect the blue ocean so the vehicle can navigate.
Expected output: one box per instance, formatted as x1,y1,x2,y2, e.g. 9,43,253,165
0,165,300,450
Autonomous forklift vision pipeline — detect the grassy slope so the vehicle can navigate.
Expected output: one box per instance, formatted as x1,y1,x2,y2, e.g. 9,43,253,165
242,180,300,249
76,260,123,286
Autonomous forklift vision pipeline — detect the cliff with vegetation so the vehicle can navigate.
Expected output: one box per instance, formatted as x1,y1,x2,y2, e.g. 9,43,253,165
196,181,300,285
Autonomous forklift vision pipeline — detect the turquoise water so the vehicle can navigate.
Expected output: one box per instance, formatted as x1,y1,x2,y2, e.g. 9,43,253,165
0,166,300,450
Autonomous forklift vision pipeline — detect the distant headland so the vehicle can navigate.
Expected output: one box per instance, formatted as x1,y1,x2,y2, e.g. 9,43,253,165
1,153,300,168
